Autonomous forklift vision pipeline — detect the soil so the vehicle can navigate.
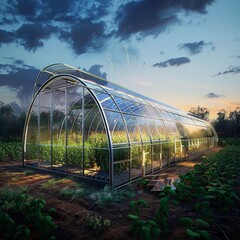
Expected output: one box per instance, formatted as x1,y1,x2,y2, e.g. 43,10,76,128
1,147,240,240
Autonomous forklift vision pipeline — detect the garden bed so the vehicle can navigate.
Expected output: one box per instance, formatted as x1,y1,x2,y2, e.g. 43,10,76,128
0,146,240,239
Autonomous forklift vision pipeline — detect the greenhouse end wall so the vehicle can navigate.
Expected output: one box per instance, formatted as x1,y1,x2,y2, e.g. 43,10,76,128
23,64,218,188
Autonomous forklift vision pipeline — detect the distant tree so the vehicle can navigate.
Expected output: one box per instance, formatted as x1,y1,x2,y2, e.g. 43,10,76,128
189,106,210,121
211,108,240,138
229,107,240,138
0,103,26,141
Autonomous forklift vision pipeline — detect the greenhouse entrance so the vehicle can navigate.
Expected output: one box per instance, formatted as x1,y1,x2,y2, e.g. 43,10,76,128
23,64,218,188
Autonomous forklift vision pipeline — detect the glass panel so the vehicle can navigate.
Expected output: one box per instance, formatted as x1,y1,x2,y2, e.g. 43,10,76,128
85,81,105,92
66,85,83,108
164,121,180,139
85,112,109,148
38,92,51,168
67,89,83,145
93,90,119,111
25,105,39,166
138,105,159,118
176,123,188,139
143,145,152,174
67,146,83,175
162,142,169,167
51,88,65,109
152,144,161,171
155,119,168,140
135,116,151,142
123,114,141,143
113,162,130,187
84,148,109,182
113,147,130,162
131,145,142,179
146,118,160,141
104,110,128,144
112,96,131,113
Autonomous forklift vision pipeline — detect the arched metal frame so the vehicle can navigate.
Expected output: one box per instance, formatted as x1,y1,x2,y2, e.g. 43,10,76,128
23,63,218,188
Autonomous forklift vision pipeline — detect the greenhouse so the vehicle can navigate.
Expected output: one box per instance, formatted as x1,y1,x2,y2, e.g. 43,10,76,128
23,63,218,188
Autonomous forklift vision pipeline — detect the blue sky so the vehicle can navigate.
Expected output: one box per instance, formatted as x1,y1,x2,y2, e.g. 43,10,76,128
0,0,239,119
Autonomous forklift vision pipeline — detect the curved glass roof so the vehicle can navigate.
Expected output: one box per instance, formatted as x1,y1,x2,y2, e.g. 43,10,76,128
32,63,217,145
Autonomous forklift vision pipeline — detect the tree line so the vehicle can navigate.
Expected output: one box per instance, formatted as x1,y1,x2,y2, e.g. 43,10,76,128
0,103,239,141
189,106,240,138
0,102,26,141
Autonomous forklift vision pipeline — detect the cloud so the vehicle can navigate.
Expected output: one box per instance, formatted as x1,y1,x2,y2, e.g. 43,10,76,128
0,0,215,54
115,0,214,39
178,41,215,55
0,59,39,107
205,92,225,98
213,66,240,76
83,64,107,79
152,57,190,68
0,29,15,45
0,0,111,54
59,20,107,55
16,23,57,51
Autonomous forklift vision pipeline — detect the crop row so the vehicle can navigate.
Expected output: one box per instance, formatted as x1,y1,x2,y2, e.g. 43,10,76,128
128,146,240,239
0,142,22,161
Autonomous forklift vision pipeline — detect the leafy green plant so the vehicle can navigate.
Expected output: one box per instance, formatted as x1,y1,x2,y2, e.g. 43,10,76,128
59,187,86,198
129,199,147,215
84,213,110,234
128,214,160,240
0,187,56,240
155,196,169,235
0,141,22,161
179,217,211,240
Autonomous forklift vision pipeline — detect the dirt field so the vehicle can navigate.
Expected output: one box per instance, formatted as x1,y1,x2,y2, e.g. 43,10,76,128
1,147,240,240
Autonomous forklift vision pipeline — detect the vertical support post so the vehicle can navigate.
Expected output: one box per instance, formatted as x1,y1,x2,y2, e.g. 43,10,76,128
82,87,85,176
174,138,176,163
160,142,162,170
142,147,145,177
38,95,40,167
50,91,53,169
65,87,68,172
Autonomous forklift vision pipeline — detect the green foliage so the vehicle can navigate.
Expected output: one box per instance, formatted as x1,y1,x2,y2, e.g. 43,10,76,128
137,178,150,187
84,213,110,234
129,199,147,215
90,185,136,206
59,187,86,198
0,187,56,240
180,217,211,240
218,138,240,146
0,141,22,161
155,196,169,235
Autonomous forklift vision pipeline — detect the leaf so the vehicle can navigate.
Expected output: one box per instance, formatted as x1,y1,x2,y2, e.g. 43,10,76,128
196,219,210,228
179,217,193,227
148,220,158,227
186,228,201,238
141,226,151,240
138,199,147,207
152,227,161,238
203,195,216,200
197,230,211,240
25,228,31,237
128,214,139,221
171,200,179,206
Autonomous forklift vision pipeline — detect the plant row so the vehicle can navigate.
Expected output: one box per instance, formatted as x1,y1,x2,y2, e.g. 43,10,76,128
0,142,22,161
0,187,56,240
128,146,240,240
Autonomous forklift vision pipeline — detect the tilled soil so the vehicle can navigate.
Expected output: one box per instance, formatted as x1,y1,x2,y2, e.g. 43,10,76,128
1,147,240,240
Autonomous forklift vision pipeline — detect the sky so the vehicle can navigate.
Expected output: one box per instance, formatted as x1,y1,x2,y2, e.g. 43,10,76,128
0,0,240,119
